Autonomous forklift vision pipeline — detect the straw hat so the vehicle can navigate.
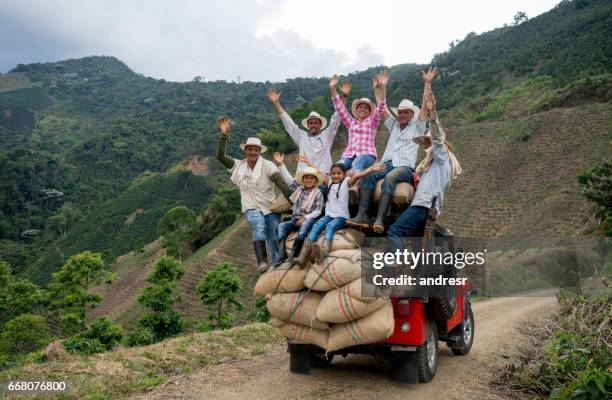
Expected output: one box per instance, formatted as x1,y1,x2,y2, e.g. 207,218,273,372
412,131,431,146
240,137,267,153
301,111,328,130
391,99,420,121
351,98,376,118
295,167,324,186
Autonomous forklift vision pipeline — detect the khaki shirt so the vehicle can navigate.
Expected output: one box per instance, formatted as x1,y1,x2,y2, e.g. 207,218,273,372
229,158,280,215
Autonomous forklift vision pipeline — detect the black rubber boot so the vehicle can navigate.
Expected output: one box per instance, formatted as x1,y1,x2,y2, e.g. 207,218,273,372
273,238,288,267
347,187,374,228
253,240,269,274
373,192,393,233
283,237,305,267
293,238,312,267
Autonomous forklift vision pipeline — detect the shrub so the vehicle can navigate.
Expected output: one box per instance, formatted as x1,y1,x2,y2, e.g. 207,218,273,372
127,326,156,347
62,336,106,355
83,316,123,349
0,314,52,356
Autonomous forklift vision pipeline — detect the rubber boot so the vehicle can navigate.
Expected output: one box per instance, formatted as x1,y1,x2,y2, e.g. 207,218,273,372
282,237,305,267
253,241,269,274
273,238,288,267
293,238,312,267
347,187,374,228
315,239,333,265
373,192,393,233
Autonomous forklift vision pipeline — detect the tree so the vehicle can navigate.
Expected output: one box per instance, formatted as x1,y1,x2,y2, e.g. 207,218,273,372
0,259,45,326
513,11,528,26
578,159,612,235
63,316,123,355
47,251,115,333
131,256,185,344
196,262,244,329
193,187,241,248
47,202,80,238
157,206,197,261
0,314,52,356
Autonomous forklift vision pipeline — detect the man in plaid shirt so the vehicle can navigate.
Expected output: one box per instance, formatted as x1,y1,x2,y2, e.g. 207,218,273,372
329,72,387,172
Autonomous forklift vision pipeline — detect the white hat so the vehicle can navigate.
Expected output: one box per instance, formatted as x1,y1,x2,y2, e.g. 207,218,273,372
295,167,324,186
240,137,267,153
412,130,431,146
301,111,328,130
351,98,376,118
391,99,420,121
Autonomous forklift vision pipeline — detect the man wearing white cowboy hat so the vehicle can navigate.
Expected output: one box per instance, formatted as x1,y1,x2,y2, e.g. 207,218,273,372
387,90,462,247
273,165,325,266
266,88,348,177
215,116,291,274
348,67,438,233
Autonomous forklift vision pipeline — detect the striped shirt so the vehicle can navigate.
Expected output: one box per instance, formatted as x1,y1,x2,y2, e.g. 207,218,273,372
332,94,385,159
380,116,426,168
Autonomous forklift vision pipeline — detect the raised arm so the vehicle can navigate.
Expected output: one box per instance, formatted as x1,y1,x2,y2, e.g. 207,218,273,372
373,73,391,120
216,116,235,169
427,92,446,147
371,71,388,126
330,75,354,127
295,154,329,185
348,162,387,186
266,88,285,115
419,67,438,122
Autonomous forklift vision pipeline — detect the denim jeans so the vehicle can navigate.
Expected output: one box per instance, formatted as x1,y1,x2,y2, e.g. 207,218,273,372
387,206,428,253
245,209,280,262
308,215,347,241
278,217,318,241
362,160,414,193
340,154,376,172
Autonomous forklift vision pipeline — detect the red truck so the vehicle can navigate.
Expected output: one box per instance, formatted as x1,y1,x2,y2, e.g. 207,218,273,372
287,223,475,384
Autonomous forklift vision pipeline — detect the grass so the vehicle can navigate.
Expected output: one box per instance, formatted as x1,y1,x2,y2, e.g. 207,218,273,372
0,323,283,400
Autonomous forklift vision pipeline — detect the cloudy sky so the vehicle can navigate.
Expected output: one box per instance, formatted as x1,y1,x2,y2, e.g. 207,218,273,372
0,0,560,82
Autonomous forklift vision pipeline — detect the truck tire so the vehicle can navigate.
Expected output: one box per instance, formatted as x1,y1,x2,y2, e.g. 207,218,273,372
288,343,311,374
428,292,456,320
309,346,333,367
416,321,438,383
449,303,474,356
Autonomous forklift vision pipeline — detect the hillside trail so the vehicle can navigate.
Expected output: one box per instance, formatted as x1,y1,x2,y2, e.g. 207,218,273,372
133,296,556,400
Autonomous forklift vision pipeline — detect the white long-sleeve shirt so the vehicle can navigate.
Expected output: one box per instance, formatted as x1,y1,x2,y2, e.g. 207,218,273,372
279,111,341,174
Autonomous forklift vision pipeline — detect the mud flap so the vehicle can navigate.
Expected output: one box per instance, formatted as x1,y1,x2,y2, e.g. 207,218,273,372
288,342,311,375
391,350,419,383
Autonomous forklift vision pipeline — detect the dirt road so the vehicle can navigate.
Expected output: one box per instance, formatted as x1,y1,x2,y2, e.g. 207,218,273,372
134,296,556,400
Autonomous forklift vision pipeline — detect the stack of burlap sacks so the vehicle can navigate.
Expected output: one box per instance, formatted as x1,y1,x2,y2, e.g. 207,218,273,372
254,228,395,353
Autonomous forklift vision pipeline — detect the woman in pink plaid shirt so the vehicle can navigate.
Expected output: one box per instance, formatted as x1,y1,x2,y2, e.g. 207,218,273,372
329,72,387,173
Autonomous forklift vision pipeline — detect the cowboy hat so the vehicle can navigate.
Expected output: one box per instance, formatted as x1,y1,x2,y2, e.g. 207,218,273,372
412,130,431,146
351,98,376,118
301,111,328,130
240,137,267,153
391,99,420,121
295,166,324,186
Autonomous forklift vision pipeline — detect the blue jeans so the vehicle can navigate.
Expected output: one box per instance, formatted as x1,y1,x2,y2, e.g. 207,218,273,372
362,160,414,193
245,209,280,262
340,154,376,172
387,206,428,253
308,215,347,241
278,216,318,241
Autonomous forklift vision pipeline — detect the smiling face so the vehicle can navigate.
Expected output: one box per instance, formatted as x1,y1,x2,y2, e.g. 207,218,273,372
301,174,318,189
356,103,372,119
244,145,261,163
330,166,346,183
397,108,414,124
307,118,322,134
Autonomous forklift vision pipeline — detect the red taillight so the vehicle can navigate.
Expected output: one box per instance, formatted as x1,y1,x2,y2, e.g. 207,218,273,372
397,298,411,316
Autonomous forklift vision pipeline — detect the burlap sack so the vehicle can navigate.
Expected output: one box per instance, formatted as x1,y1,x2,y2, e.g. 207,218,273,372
326,300,394,353
270,194,292,214
373,180,415,206
315,228,364,252
269,317,285,328
343,278,381,303
304,249,362,291
267,291,328,330
285,231,297,252
254,265,307,296
317,287,386,323
271,319,329,349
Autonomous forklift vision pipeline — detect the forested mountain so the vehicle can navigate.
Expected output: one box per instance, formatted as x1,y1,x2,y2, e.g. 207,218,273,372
1,0,611,284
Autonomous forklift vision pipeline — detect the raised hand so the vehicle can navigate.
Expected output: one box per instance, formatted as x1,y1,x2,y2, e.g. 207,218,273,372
329,74,339,89
378,70,390,86
340,80,352,97
372,74,379,90
217,116,231,136
273,151,285,166
295,154,312,166
266,88,281,104
421,66,439,83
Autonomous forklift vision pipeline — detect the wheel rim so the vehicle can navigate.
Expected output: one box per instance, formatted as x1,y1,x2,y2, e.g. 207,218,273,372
426,324,436,369
463,311,472,344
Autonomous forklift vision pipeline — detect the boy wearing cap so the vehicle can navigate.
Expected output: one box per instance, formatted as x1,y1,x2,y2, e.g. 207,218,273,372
266,88,347,177
348,67,439,233
273,164,325,267
215,116,291,274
